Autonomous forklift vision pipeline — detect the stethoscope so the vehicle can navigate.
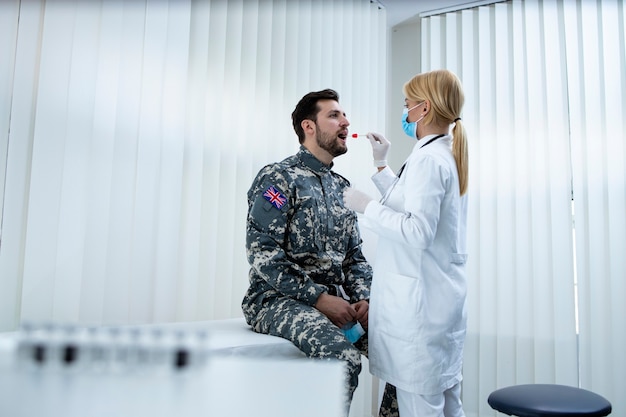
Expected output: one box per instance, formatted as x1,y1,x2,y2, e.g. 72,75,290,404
379,133,446,205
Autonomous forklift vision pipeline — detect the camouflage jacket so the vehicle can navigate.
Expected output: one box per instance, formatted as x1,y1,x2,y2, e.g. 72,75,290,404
242,146,372,320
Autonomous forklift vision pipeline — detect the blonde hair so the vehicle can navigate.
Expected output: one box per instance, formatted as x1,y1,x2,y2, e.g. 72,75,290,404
403,69,468,196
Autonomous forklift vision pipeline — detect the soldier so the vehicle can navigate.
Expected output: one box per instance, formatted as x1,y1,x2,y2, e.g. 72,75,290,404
242,89,397,416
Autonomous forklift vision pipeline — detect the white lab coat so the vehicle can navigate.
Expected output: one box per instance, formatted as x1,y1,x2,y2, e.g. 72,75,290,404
361,134,468,395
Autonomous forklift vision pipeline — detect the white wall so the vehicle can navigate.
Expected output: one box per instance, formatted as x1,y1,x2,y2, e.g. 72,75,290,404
385,18,421,171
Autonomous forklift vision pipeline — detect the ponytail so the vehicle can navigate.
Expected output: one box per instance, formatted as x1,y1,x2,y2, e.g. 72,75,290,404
452,119,468,196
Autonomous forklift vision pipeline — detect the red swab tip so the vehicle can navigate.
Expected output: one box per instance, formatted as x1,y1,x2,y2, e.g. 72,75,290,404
351,133,359,138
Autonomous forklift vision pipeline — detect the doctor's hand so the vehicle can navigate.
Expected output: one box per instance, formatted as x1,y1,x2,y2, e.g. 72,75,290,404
343,187,374,214
367,132,390,167
352,300,369,330
315,293,357,328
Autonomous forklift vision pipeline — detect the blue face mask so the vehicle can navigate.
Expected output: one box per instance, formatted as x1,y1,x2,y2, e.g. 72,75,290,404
401,102,425,139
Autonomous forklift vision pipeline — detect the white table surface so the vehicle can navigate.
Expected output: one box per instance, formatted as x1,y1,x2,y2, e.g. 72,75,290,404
0,319,346,417
0,354,345,417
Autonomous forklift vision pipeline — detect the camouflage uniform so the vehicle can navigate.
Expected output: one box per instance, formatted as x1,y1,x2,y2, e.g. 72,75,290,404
242,146,371,411
379,383,400,417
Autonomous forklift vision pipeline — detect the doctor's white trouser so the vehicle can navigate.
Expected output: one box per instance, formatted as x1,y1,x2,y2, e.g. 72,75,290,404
396,382,465,417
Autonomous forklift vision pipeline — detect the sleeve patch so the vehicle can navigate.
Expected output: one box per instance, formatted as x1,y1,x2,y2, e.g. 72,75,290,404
263,185,287,210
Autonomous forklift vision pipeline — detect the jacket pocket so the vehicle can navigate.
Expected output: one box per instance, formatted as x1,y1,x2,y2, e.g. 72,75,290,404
288,195,321,253
377,272,422,343
449,253,467,265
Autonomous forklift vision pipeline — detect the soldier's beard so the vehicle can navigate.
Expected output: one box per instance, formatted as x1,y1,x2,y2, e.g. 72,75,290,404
316,129,347,157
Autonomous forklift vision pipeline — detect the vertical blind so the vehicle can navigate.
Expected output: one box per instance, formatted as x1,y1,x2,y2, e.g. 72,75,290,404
0,0,13,320
1,1,386,416
565,0,626,415
0,0,18,241
0,0,386,328
420,1,625,417
0,1,386,415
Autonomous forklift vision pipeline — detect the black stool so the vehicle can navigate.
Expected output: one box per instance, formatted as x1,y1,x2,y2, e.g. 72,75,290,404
488,384,612,417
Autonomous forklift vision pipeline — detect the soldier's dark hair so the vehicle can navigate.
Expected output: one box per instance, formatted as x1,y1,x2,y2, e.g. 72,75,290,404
291,89,339,144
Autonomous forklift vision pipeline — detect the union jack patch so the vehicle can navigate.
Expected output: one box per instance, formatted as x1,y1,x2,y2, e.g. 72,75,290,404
263,185,287,209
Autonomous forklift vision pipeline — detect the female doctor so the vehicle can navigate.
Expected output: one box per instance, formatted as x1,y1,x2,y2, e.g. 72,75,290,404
343,69,469,417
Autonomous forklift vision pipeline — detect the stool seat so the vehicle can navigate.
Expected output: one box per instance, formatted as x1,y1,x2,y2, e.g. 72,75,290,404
488,384,612,417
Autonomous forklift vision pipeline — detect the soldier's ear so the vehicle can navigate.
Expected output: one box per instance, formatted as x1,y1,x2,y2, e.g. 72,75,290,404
301,119,315,135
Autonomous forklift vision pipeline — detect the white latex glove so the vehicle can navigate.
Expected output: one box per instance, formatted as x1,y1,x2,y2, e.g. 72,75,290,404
367,132,391,167
343,187,374,214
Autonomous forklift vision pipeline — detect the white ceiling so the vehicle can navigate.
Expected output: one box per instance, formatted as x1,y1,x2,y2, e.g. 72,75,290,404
379,0,481,27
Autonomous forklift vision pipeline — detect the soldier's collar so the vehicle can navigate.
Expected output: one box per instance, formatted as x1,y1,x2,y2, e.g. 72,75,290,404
297,146,333,174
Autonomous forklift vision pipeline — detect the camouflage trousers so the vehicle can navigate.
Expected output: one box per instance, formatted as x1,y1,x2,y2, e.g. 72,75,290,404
379,383,400,417
249,296,399,416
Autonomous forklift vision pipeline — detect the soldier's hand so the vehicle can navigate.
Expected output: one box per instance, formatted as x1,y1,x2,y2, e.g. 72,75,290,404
352,300,369,330
314,292,357,328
